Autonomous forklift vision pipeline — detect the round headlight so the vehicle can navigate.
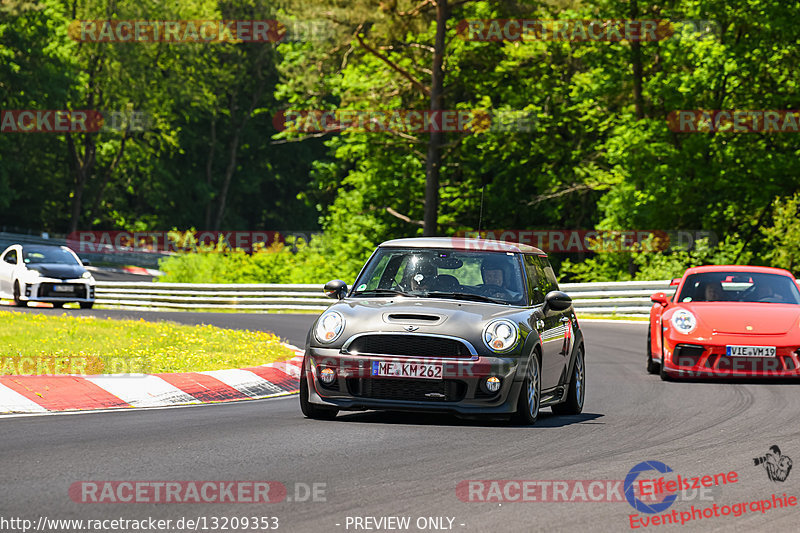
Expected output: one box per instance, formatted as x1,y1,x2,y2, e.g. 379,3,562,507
671,309,697,334
314,311,345,344
28,270,40,278
82,271,93,279
483,319,519,353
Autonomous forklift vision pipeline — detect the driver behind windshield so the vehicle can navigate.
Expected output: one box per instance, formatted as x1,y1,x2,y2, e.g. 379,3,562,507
750,280,782,302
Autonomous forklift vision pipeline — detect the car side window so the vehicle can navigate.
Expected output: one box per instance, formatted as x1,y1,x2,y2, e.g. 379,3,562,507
3,250,17,264
541,258,560,292
529,255,557,295
523,255,545,305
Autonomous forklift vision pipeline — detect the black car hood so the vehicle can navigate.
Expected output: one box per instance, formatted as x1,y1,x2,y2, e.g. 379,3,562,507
27,263,86,280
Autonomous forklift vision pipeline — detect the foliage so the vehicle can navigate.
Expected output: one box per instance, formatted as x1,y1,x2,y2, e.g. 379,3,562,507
761,193,800,272
158,233,369,284
3,0,800,282
559,236,754,282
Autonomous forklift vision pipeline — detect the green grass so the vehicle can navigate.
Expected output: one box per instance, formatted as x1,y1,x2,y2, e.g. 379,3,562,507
0,310,296,375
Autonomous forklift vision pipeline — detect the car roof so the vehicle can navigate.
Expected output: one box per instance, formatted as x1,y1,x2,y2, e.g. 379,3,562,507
379,237,547,256
683,264,796,279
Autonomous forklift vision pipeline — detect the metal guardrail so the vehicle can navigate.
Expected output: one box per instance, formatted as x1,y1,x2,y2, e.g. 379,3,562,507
95,280,675,315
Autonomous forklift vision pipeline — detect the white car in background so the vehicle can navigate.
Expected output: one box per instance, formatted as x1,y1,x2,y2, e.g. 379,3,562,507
0,244,95,308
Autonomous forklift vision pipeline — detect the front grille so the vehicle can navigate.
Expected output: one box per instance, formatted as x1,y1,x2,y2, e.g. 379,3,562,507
346,335,471,358
38,283,87,298
347,378,466,402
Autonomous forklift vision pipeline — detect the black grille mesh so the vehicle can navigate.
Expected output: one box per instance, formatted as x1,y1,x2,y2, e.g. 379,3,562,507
346,335,471,358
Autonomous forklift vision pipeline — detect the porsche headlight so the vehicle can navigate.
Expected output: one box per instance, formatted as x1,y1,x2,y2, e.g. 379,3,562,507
314,311,345,344
671,309,697,334
483,319,519,353
81,271,93,280
27,270,40,278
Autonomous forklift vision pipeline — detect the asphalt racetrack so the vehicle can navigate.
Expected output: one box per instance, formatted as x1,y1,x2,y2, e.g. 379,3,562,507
1,308,799,532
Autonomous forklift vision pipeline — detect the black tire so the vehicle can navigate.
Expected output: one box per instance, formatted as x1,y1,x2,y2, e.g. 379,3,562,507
552,346,585,415
512,354,541,425
299,374,339,420
646,329,660,374
13,282,27,307
80,302,94,309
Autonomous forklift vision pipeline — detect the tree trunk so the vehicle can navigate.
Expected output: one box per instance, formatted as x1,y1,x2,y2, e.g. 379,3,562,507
204,116,217,228
423,0,447,237
66,132,97,234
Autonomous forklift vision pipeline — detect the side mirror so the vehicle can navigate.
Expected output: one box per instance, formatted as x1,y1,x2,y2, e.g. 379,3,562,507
544,290,572,312
82,259,92,266
651,292,669,306
669,278,681,286
324,279,348,300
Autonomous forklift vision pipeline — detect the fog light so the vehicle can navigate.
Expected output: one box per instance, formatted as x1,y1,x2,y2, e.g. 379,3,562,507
486,376,501,393
319,367,336,384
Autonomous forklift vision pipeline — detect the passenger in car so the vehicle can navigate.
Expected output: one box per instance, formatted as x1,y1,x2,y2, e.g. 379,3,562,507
703,280,725,301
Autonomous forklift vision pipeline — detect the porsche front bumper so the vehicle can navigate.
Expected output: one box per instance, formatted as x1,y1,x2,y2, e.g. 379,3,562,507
662,336,800,378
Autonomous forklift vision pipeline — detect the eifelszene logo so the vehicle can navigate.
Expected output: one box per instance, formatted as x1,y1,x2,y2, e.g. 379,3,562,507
623,461,736,515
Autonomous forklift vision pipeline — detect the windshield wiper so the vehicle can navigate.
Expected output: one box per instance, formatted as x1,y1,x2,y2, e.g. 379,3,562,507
353,288,411,297
423,292,508,305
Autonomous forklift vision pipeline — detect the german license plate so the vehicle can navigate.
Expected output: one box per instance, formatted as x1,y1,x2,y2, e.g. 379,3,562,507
372,361,443,380
726,345,776,357
53,285,74,293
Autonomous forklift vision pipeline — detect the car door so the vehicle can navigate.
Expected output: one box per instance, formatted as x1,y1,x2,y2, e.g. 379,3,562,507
0,247,19,296
524,255,567,390
541,256,573,373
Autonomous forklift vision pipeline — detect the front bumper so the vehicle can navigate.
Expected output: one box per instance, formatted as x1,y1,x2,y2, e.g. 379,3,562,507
663,336,800,378
18,279,95,303
304,347,524,416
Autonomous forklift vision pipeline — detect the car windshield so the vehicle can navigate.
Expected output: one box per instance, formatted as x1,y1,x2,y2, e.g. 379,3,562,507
677,272,800,304
22,247,80,265
351,247,527,306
